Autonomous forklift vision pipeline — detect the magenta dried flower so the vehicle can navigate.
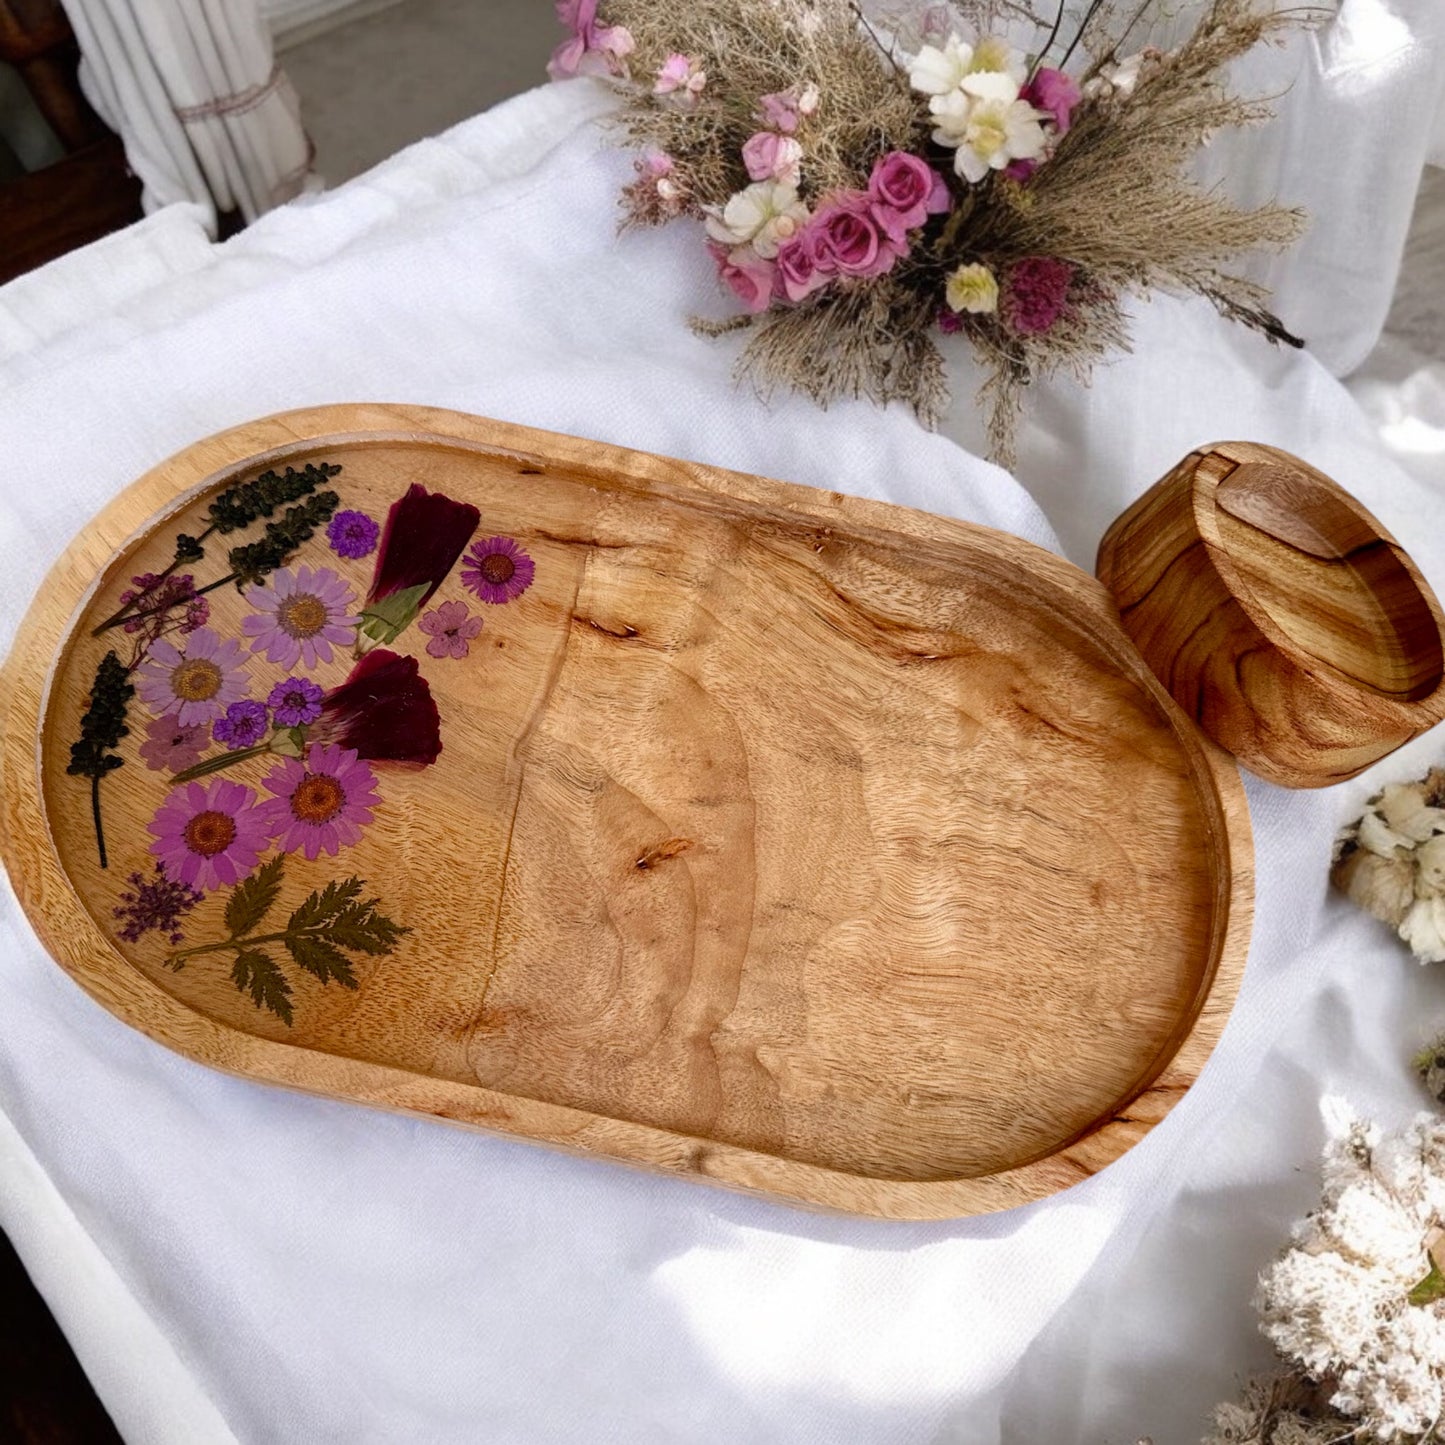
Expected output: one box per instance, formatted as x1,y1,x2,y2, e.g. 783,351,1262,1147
183,597,210,632
113,862,203,945
267,676,324,728
461,536,535,606
1002,256,1075,336
358,484,481,645
258,743,381,860
418,600,482,659
327,509,380,560
213,699,270,751
138,714,210,773
148,778,270,891
314,649,442,767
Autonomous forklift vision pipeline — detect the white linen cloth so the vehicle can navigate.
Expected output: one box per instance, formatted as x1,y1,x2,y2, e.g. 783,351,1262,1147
62,0,316,232
2,25,1445,1445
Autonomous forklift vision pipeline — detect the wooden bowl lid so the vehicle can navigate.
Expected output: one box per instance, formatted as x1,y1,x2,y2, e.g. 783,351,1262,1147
1097,441,1445,789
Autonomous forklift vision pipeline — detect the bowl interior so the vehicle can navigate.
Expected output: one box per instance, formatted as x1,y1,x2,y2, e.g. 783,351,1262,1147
1212,461,1444,701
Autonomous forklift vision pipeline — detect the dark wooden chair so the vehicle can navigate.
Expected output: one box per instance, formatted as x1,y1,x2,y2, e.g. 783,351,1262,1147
0,0,144,285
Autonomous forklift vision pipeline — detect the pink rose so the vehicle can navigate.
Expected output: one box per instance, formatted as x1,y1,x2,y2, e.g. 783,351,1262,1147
810,191,906,279
708,241,776,313
867,151,951,244
1024,67,1081,134
774,230,830,303
742,130,803,184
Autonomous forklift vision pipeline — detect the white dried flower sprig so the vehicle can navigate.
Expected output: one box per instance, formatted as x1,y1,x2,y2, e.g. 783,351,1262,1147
1332,770,1445,963
1252,1105,1445,1443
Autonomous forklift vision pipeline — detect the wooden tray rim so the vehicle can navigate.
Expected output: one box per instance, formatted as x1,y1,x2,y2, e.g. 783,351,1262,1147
0,403,1255,1219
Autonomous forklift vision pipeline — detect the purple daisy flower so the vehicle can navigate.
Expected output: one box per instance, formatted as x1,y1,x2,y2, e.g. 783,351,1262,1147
134,627,249,727
148,778,269,891
418,599,482,660
213,699,270,751
242,564,359,671
114,863,203,945
259,743,381,861
461,536,535,605
138,714,210,773
327,509,380,561
267,676,324,728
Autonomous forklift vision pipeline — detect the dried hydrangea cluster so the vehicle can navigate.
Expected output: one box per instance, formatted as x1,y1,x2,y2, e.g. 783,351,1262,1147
553,0,1308,461
1332,770,1445,964
1241,1107,1445,1444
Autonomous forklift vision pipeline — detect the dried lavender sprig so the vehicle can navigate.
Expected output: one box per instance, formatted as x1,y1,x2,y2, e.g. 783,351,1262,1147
66,651,134,868
93,463,343,635
115,490,342,628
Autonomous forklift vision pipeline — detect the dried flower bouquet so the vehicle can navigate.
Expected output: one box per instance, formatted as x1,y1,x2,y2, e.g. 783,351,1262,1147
549,0,1313,462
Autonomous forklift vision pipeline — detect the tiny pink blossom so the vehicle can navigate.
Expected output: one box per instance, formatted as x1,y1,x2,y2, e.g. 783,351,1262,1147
654,52,705,104
742,131,804,185
757,90,800,133
418,600,483,660
547,0,633,79
867,151,951,244
708,242,776,313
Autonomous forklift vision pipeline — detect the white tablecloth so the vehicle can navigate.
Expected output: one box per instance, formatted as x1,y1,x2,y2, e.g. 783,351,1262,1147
3,21,1445,1441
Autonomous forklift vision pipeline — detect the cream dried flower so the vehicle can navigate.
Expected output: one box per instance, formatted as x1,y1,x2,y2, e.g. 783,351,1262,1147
1254,1106,1445,1442
1200,1372,1353,1445
1333,769,1445,960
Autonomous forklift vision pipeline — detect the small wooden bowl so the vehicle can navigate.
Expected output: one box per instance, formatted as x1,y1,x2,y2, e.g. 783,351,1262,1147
1097,441,1445,788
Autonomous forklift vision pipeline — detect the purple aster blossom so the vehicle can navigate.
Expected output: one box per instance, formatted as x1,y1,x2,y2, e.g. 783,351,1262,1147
326,509,380,560
113,862,204,945
148,778,269,891
133,627,249,727
138,714,211,773
460,536,535,605
259,743,381,860
418,600,482,660
213,699,270,751
242,563,359,671
267,676,324,728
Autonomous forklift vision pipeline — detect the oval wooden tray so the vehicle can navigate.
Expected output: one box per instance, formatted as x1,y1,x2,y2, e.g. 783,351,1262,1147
0,404,1252,1219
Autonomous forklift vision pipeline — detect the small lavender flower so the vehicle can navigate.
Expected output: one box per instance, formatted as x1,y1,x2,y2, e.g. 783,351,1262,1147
213,699,270,751
113,863,203,944
327,509,380,560
267,676,324,728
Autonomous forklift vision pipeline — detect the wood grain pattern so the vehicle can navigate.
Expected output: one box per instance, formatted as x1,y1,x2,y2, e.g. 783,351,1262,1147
1097,441,1445,789
0,405,1253,1219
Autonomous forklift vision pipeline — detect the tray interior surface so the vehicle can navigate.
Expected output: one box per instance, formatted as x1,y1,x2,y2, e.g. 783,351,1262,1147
10,407,1251,1215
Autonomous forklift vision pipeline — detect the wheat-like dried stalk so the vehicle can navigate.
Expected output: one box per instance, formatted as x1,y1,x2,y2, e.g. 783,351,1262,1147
593,0,1312,463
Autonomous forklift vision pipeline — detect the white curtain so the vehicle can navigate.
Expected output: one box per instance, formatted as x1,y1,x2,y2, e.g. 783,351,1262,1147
61,0,317,233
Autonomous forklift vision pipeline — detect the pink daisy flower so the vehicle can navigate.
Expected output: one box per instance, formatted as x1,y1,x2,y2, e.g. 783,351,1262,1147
148,778,269,891
242,564,358,670
259,743,381,860
134,627,249,727
418,600,482,659
138,714,210,773
461,536,535,605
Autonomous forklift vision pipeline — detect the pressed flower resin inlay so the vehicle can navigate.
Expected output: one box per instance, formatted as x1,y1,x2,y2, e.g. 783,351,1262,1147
243,564,359,670
148,778,268,891
461,536,535,605
134,628,248,727
260,743,381,860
